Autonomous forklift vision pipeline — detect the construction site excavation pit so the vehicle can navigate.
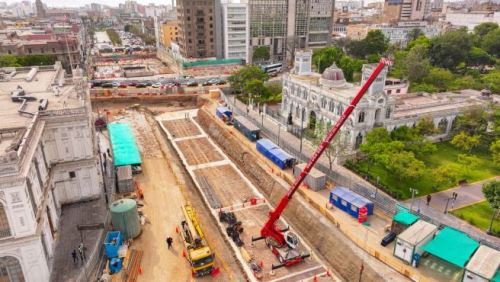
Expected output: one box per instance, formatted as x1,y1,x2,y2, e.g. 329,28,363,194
176,137,225,166
157,109,333,282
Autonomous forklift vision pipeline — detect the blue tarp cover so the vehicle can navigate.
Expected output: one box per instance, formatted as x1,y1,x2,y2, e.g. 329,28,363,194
108,123,142,167
256,139,294,169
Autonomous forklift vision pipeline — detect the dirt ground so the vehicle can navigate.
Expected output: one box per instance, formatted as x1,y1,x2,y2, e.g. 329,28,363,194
193,165,257,209
162,119,201,138
176,137,224,165
101,106,244,281
233,205,327,282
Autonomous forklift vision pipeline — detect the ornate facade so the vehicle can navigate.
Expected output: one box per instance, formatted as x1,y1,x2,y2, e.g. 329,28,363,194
281,52,492,151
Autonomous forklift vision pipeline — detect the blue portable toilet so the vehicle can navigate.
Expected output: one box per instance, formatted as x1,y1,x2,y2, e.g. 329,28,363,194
329,187,374,218
216,106,232,120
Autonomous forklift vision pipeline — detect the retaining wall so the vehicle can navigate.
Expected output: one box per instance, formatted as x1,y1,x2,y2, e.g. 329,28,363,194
197,108,384,281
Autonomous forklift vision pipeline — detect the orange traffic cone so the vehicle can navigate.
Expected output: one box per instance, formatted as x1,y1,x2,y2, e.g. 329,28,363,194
182,250,186,257
138,266,143,274
259,261,264,268
176,226,180,234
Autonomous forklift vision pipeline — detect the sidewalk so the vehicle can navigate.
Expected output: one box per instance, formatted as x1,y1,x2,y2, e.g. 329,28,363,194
410,177,500,212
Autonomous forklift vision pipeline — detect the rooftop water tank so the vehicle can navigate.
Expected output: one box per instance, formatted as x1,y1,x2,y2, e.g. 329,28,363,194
110,199,141,239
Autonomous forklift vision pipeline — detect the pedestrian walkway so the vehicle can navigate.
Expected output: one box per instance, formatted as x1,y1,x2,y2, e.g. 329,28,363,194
410,177,500,213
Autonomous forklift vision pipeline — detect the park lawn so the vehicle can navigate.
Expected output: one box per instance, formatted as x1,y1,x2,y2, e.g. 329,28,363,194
348,142,500,200
451,201,499,237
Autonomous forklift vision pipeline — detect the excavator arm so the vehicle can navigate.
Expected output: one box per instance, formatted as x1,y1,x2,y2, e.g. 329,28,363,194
257,59,392,247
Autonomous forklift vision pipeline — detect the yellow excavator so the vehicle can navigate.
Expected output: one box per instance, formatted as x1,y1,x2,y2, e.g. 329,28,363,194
179,204,217,277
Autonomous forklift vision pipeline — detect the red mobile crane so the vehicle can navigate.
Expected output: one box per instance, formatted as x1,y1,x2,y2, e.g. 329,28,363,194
252,59,393,270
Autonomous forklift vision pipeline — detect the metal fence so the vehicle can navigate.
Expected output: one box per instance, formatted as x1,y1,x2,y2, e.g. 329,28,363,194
222,92,398,215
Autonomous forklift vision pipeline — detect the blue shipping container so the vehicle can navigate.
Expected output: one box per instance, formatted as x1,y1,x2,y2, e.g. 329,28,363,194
104,231,123,258
256,139,295,169
329,187,374,218
216,106,232,120
234,116,260,142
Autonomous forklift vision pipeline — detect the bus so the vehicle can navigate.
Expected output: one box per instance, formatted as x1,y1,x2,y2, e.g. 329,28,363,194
261,63,283,74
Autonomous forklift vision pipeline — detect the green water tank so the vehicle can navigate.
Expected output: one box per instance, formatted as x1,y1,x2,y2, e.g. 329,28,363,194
110,199,141,239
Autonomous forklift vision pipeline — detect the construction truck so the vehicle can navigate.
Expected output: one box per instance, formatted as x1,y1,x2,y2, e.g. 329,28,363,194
180,204,217,277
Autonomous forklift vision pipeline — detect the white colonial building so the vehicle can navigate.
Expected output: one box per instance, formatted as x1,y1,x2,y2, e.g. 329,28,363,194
0,63,101,281
281,51,492,151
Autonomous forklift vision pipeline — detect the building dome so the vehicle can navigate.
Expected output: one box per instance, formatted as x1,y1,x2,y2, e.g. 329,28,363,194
320,63,348,88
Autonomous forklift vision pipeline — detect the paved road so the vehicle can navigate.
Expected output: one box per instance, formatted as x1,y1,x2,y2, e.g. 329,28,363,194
410,177,500,213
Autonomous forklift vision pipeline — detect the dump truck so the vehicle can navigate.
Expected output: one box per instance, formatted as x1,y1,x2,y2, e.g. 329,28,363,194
180,204,217,277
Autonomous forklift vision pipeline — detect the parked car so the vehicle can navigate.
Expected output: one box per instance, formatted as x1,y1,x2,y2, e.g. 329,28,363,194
136,82,147,88
201,80,212,86
186,80,198,87
152,83,161,88
380,232,397,246
215,78,226,85
101,83,114,88
112,82,120,88
132,165,142,174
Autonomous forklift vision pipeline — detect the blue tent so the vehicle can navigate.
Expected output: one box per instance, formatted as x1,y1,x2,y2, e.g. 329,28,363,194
256,139,295,169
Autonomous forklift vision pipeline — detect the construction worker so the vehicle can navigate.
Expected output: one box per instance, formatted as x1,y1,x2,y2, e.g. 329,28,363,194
426,194,432,206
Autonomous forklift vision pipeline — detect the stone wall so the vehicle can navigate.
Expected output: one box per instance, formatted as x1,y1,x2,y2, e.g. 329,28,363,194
197,108,384,281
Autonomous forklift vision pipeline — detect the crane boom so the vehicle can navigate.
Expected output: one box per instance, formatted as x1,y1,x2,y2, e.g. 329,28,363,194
259,59,392,246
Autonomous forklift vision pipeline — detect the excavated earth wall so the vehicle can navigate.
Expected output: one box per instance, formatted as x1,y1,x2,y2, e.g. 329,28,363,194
197,108,384,281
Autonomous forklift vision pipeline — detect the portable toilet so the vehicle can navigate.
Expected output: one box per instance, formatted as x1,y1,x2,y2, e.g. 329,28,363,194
216,106,232,121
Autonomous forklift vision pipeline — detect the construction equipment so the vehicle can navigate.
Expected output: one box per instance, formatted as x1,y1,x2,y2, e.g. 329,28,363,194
179,204,218,277
252,59,393,270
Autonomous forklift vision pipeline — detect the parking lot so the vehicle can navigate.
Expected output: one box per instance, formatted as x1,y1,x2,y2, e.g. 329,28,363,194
91,76,227,90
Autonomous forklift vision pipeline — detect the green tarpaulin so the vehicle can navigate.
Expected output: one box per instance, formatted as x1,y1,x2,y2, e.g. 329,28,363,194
422,227,479,268
182,58,242,68
108,123,142,167
393,210,419,226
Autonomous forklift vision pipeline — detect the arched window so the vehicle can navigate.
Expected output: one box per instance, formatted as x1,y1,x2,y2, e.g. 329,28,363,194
0,256,25,282
0,202,11,238
295,105,300,117
337,104,344,115
355,133,363,149
438,118,448,133
328,100,335,112
321,98,327,109
385,108,391,118
358,111,365,123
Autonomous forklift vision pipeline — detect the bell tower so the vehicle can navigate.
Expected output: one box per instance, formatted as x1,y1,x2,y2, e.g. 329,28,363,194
361,63,388,97
35,0,46,18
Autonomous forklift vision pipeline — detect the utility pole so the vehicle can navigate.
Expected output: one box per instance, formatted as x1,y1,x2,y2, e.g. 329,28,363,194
299,108,304,154
278,124,281,146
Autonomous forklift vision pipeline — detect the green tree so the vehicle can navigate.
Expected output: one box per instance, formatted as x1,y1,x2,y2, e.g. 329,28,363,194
491,139,500,167
228,65,269,93
483,181,500,210
0,55,20,67
16,55,56,66
452,107,489,136
434,164,461,187
388,151,425,180
422,67,454,92
312,47,344,73
429,28,472,70
474,22,499,41
106,29,122,45
482,29,500,57
124,24,132,32
410,82,438,93
243,79,270,99
404,45,431,82
482,70,500,93
407,28,424,43
451,131,481,152
457,154,480,173
252,46,270,63
467,47,493,66
338,56,364,82
390,126,437,156
406,35,431,50
363,30,389,56
416,117,437,135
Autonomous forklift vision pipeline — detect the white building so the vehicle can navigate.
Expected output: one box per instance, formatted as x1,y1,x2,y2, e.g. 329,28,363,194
222,2,250,62
0,63,101,281
281,53,492,151
445,11,500,30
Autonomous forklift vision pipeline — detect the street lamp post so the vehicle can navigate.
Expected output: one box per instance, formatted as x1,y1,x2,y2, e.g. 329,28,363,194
299,109,304,154
409,187,419,212
278,124,281,146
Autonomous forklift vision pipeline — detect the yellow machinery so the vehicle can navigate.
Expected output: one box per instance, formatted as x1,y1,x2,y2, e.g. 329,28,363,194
180,204,216,277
